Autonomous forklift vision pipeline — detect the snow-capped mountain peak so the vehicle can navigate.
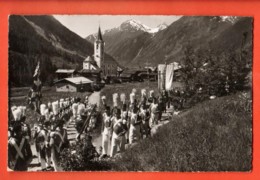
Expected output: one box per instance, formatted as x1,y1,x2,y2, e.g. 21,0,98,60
220,16,238,24
120,19,168,34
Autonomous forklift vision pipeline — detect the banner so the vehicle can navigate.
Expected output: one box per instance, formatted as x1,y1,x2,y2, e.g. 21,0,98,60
165,64,174,91
158,64,166,91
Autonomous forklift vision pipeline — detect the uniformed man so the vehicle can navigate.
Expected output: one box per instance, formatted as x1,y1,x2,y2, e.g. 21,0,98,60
34,116,45,164
147,90,156,106
8,122,33,171
129,105,142,144
140,89,147,108
161,89,169,112
140,104,150,139
43,120,52,170
157,96,164,122
110,108,127,157
149,98,159,127
72,101,78,120
49,119,69,171
113,93,119,108
35,119,49,171
101,106,112,157
120,109,129,150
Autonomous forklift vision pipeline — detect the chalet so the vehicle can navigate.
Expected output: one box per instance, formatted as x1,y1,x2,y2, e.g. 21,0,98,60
55,69,76,80
54,76,93,92
119,69,144,82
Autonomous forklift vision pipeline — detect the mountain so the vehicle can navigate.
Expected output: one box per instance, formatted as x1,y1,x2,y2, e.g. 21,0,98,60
134,16,252,65
86,19,168,66
86,16,252,68
8,15,118,87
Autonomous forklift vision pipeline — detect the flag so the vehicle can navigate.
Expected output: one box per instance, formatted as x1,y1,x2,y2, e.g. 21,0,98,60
33,61,40,78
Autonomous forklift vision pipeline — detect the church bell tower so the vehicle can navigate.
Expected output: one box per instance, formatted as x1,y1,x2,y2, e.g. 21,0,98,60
94,26,104,68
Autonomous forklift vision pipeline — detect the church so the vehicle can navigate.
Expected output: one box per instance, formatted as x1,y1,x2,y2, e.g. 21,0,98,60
80,26,120,80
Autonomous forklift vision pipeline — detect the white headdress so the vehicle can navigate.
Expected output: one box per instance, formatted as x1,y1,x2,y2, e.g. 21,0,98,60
11,106,17,113
72,103,78,117
40,104,47,116
101,96,106,106
113,93,119,107
141,89,147,97
149,90,155,97
52,101,59,115
130,93,135,104
132,88,137,94
47,102,52,110
18,106,26,117
120,93,126,104
12,108,22,121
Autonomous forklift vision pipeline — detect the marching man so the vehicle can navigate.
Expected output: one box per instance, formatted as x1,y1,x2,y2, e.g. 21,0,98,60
101,106,112,157
8,122,33,171
110,109,127,157
49,119,69,171
149,98,159,127
129,105,142,144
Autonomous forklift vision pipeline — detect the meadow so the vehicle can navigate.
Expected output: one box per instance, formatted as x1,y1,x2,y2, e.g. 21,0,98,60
108,91,252,171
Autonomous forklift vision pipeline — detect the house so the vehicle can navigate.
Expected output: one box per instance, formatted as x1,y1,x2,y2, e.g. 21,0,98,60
119,69,144,82
54,76,93,92
55,69,76,80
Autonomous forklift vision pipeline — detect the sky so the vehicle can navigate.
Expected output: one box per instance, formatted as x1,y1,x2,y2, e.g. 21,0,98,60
53,15,181,38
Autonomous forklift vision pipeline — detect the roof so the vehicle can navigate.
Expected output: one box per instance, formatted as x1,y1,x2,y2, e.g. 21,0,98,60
121,69,138,75
55,76,93,85
79,69,101,73
97,26,103,41
84,56,95,63
55,69,75,73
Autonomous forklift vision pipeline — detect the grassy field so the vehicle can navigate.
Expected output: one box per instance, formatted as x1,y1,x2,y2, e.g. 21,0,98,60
108,91,252,171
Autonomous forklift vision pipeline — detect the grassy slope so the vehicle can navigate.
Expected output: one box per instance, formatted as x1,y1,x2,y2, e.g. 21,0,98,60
109,92,252,171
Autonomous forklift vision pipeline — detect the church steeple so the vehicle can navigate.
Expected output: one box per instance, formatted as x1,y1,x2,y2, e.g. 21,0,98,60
94,26,104,69
97,26,103,42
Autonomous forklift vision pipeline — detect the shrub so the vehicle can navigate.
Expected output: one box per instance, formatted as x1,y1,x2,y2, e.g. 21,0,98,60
59,137,111,171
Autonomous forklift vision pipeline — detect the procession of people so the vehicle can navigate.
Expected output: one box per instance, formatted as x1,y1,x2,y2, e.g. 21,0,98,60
8,86,173,171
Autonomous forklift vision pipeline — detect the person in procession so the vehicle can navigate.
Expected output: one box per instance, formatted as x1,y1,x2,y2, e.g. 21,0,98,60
101,106,112,157
161,89,169,112
110,108,127,157
140,104,151,139
129,105,142,144
8,121,33,171
149,98,159,127
49,118,69,171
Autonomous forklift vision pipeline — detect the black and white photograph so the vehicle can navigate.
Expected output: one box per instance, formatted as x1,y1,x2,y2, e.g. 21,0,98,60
8,15,252,172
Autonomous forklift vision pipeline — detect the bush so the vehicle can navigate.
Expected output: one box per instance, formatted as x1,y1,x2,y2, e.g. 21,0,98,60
59,137,111,171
